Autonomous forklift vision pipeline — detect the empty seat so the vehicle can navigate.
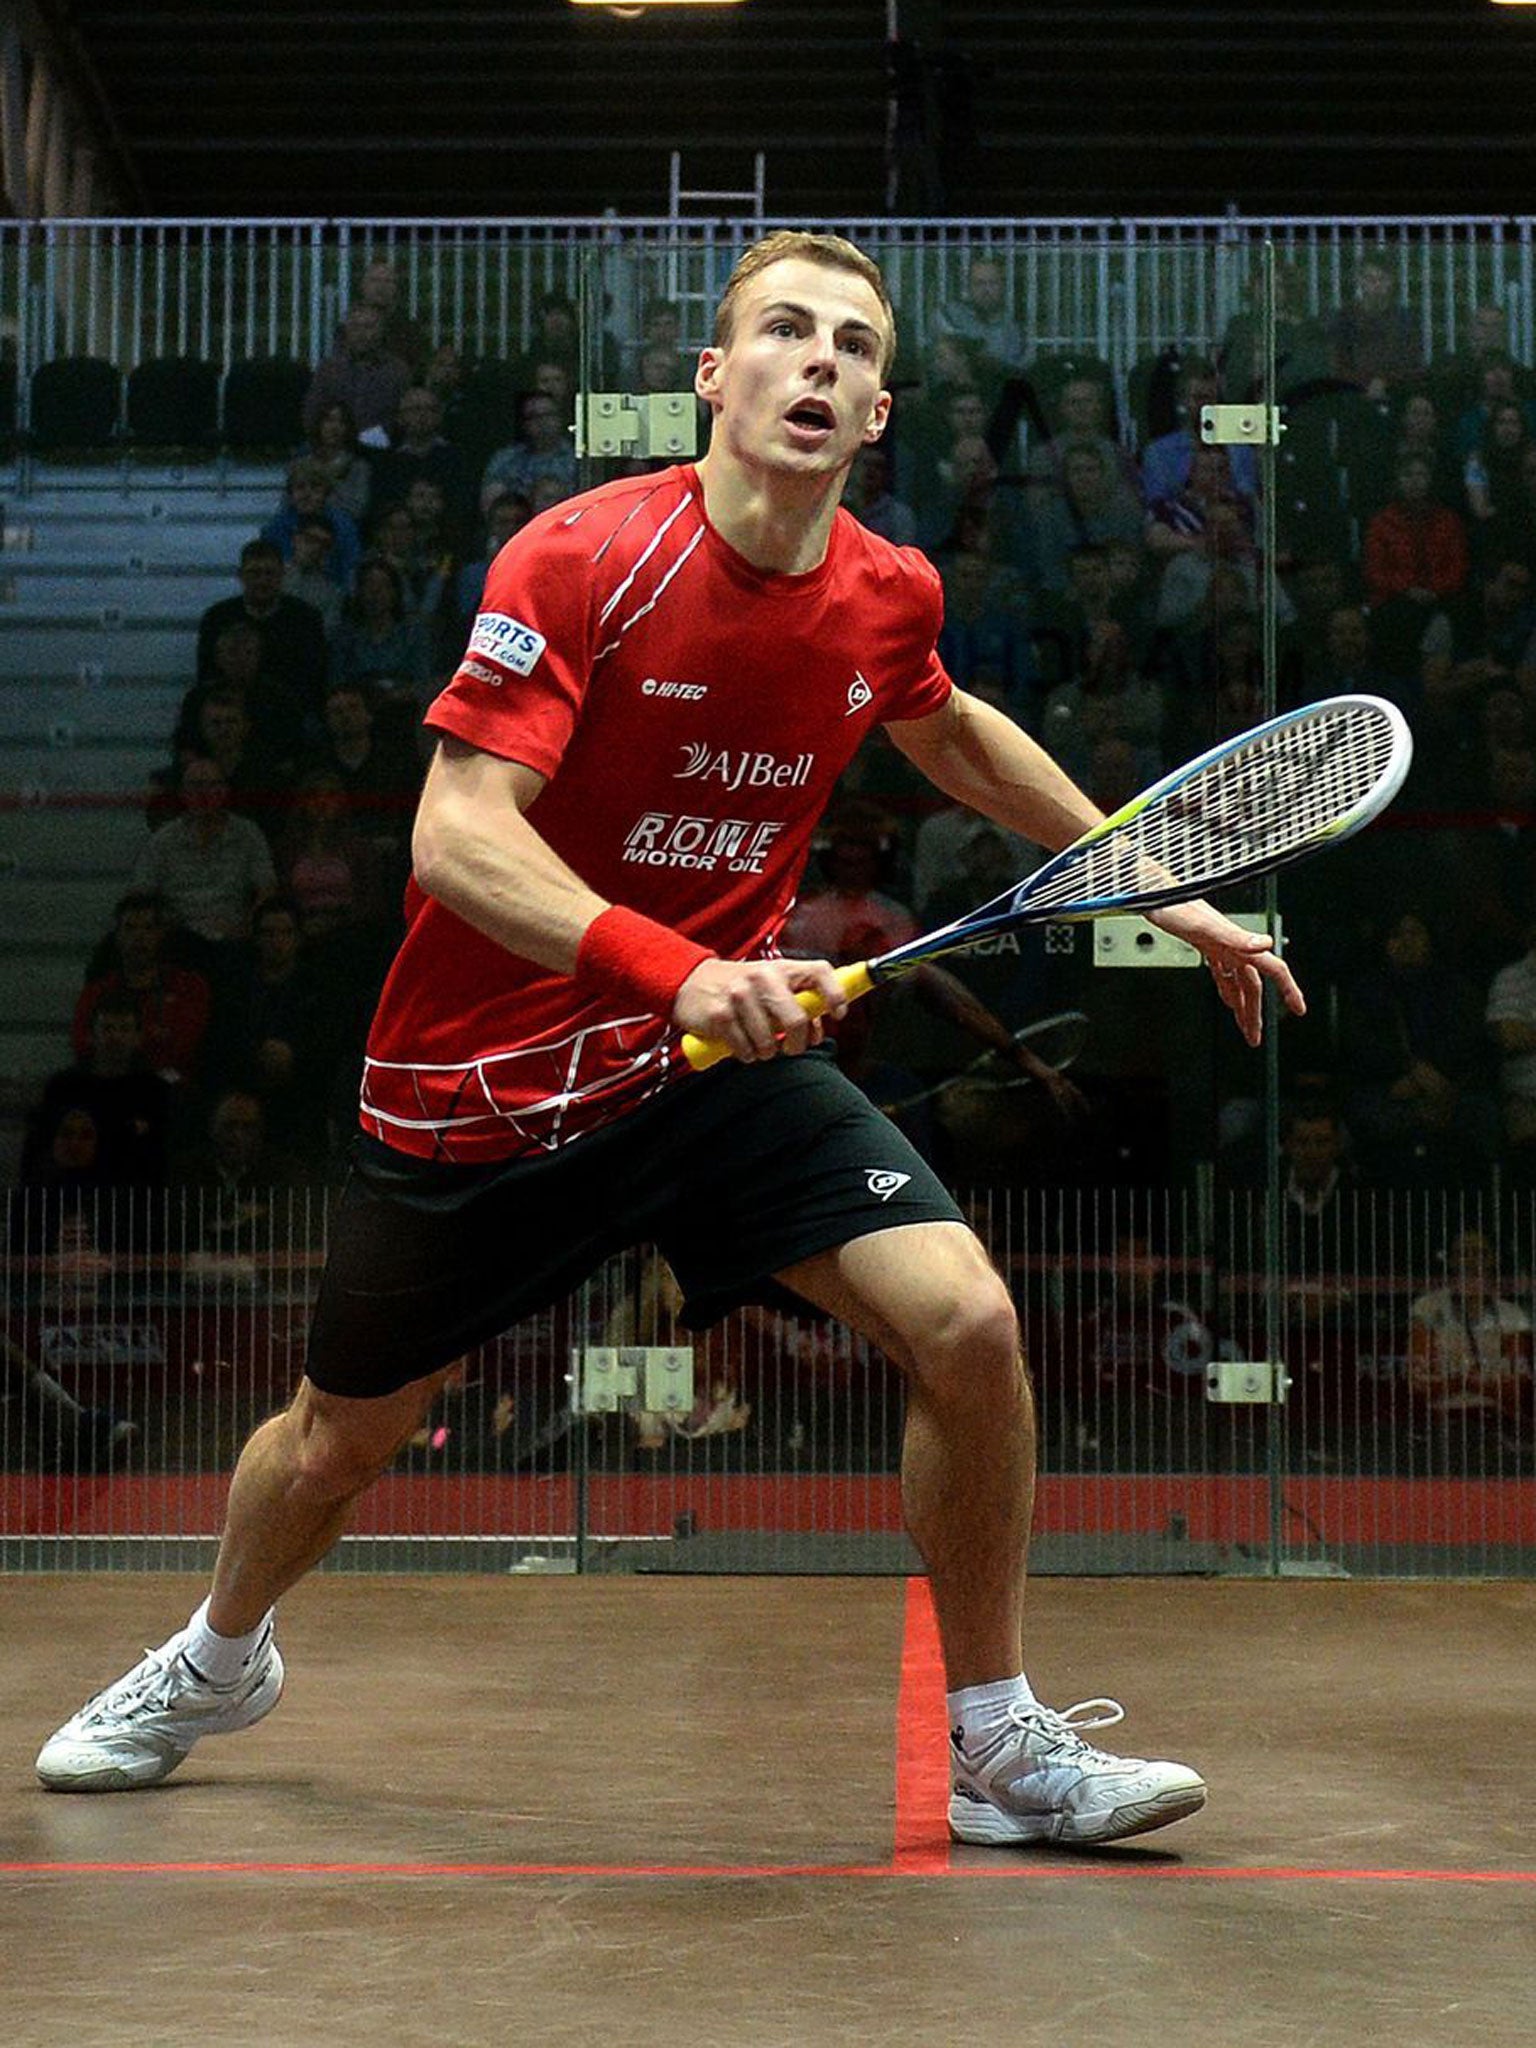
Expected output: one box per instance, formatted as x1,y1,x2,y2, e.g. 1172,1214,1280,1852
28,357,122,452
222,354,309,452
126,355,221,449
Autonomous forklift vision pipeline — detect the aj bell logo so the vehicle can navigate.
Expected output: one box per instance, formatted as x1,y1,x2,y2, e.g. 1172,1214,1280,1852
846,671,873,716
676,745,814,793
865,1170,911,1202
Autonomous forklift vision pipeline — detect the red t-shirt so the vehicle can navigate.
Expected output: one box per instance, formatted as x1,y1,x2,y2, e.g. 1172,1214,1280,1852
361,464,952,1161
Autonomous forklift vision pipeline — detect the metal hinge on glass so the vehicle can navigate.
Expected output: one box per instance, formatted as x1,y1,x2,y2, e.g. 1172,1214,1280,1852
1200,403,1287,448
576,392,698,460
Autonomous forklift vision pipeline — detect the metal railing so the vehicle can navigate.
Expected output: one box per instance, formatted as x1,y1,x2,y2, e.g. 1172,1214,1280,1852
1,214,1531,434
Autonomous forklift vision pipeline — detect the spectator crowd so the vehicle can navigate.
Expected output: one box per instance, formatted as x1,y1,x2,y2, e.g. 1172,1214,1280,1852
15,250,1536,1229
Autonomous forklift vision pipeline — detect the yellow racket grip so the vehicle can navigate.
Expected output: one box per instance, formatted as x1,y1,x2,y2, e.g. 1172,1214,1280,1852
681,960,876,1071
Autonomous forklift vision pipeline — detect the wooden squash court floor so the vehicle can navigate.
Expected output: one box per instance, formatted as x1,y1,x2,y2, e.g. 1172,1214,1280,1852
2,1574,1533,2047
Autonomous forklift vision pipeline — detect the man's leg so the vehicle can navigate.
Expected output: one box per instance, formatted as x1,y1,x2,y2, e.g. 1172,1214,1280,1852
36,1368,454,1791
776,1220,1031,1688
209,1368,456,1633
777,1220,1207,1847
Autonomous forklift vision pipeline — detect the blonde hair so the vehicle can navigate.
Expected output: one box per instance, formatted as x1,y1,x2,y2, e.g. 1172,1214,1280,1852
713,230,898,381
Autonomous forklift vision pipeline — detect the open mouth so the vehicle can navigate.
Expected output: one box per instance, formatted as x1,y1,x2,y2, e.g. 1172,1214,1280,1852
785,400,836,434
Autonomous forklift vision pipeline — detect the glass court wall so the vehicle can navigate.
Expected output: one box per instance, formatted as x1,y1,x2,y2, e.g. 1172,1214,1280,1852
2,221,1533,1579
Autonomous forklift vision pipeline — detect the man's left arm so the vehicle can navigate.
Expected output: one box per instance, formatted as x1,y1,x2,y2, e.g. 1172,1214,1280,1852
886,688,1306,1047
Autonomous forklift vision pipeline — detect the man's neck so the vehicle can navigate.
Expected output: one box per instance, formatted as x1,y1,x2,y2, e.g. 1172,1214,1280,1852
694,448,844,575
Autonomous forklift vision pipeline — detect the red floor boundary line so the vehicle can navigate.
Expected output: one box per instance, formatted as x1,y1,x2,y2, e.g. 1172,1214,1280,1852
3,1861,1533,1884
892,1574,951,1875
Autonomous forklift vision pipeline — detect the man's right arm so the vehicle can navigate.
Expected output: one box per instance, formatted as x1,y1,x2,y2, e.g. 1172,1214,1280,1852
411,738,848,1062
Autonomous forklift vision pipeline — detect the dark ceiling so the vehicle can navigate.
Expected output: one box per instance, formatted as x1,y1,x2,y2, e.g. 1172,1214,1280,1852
33,0,1536,220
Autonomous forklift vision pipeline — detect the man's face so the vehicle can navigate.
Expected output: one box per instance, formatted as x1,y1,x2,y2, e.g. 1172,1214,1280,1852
360,262,398,311
397,388,440,441
216,629,263,685
487,500,529,551
1358,263,1394,314
201,701,247,758
289,476,328,516
292,526,333,573
854,446,891,500
695,256,891,482
1064,448,1106,502
255,910,300,977
1449,1235,1494,1303
1488,562,1532,615
117,907,163,973
181,760,229,814
344,303,384,354
1396,459,1431,505
1068,551,1112,609
325,690,370,745
521,396,563,450
1492,402,1525,448
1285,1117,1339,1188
967,258,1004,315
1385,914,1431,973
1295,559,1345,616
406,479,444,527
92,1008,141,1074
532,361,574,407
239,555,283,610
1060,381,1103,435
212,1097,264,1172
948,391,987,441
947,551,994,613
52,1109,99,1174
1326,606,1370,671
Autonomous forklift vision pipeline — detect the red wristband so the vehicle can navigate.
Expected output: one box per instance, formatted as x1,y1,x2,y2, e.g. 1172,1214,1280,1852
574,905,714,1018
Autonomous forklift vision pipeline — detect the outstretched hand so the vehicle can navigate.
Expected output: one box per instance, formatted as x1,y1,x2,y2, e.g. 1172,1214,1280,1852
1146,901,1306,1048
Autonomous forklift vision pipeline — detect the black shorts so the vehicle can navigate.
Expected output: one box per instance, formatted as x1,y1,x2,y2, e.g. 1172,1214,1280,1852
305,1050,965,1399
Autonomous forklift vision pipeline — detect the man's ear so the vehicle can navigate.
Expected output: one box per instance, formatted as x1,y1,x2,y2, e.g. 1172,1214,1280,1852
862,389,893,445
695,348,723,407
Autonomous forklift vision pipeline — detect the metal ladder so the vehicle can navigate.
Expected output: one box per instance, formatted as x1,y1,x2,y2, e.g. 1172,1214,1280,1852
665,151,767,345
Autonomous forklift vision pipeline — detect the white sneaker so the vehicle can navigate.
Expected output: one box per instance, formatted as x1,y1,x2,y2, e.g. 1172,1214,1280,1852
36,1622,284,1793
949,1697,1207,1847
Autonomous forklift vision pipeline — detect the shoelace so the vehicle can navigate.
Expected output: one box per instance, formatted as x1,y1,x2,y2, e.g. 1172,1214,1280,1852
76,1646,185,1727
1007,1697,1127,1765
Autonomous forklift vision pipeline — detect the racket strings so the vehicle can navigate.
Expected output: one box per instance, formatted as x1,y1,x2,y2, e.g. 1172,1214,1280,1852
1019,704,1400,914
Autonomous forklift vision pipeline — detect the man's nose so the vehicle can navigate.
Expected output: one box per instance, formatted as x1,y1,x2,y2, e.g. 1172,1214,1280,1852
800,330,838,380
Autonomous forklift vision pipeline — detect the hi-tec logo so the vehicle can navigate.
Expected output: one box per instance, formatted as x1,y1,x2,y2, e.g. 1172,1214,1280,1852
641,677,710,701
846,671,873,716
865,1170,911,1202
676,745,814,793
624,812,786,874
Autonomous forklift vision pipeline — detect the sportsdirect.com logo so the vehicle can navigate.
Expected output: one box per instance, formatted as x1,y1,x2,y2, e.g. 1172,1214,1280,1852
466,612,547,676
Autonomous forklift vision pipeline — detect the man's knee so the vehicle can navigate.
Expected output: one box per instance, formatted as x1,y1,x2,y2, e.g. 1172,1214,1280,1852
286,1380,430,1498
908,1263,1021,1385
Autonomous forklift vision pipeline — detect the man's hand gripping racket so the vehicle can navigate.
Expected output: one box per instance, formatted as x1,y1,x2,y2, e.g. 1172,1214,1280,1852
681,695,1413,1071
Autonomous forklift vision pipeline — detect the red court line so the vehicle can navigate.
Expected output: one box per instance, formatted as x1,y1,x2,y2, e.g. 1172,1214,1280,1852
893,1574,951,1874
3,1861,1533,1884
